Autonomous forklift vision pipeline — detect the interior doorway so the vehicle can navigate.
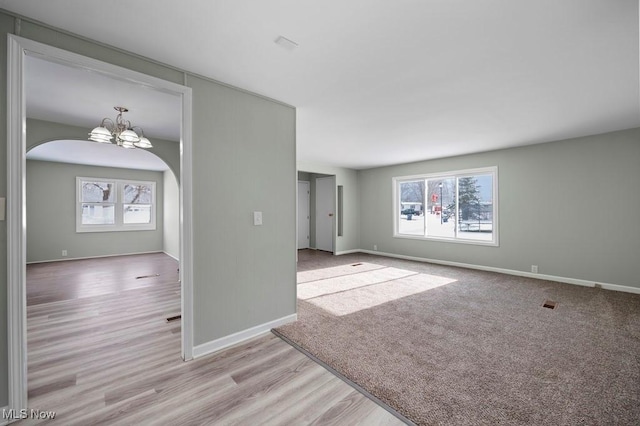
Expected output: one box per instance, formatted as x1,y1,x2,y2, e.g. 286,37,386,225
7,35,194,413
297,171,335,253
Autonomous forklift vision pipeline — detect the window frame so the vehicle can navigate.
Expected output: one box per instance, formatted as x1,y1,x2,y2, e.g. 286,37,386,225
392,166,499,246
76,176,157,233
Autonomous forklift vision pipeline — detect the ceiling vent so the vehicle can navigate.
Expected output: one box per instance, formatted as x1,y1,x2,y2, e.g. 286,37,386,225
275,36,299,51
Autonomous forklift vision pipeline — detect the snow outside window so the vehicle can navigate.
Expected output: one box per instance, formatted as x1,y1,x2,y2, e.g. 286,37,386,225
393,167,498,246
77,177,156,232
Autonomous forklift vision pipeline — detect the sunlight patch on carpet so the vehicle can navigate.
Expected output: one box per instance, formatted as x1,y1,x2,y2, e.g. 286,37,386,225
297,262,385,284
298,266,417,300
299,265,457,316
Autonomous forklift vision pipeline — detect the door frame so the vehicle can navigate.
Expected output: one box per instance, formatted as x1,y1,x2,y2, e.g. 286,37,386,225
297,180,310,249
6,35,194,412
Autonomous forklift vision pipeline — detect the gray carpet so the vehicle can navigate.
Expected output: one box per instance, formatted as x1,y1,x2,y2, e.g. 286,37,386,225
275,253,640,425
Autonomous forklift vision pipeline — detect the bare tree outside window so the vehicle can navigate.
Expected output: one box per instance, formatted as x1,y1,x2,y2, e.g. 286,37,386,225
123,184,152,204
123,184,153,224
82,181,114,202
77,177,156,231
398,180,425,235
80,181,115,225
400,181,424,208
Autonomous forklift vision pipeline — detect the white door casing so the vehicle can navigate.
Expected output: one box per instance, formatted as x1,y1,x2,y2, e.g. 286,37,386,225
297,181,310,249
6,35,194,413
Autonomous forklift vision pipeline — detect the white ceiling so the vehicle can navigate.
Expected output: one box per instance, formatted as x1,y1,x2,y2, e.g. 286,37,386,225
23,55,180,171
2,0,639,170
25,55,182,142
28,140,170,171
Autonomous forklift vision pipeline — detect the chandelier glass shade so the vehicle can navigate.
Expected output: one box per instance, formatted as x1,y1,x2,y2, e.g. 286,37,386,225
88,106,153,149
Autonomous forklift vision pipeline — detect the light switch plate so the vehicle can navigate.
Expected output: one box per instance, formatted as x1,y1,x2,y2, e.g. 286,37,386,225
253,211,263,226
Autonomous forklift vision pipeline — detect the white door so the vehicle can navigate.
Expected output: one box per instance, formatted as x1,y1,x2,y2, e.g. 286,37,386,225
297,181,310,249
315,176,335,252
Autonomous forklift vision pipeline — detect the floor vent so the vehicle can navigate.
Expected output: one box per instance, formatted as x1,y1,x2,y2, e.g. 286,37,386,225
166,315,181,322
351,263,363,266
136,273,160,279
542,300,557,309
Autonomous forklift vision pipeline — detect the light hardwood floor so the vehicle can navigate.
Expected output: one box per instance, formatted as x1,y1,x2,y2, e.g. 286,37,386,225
16,253,404,425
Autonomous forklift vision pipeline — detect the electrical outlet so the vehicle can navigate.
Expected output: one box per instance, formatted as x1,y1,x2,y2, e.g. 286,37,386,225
62,250,68,257
373,244,378,251
531,265,538,273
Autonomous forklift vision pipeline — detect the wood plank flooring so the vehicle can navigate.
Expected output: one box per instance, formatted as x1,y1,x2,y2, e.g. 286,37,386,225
17,253,403,425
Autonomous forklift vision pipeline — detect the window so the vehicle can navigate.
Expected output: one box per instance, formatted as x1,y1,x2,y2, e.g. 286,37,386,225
393,167,498,245
123,183,153,224
77,177,156,232
79,180,115,226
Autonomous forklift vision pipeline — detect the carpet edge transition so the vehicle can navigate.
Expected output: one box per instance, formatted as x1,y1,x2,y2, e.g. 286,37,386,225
271,329,415,426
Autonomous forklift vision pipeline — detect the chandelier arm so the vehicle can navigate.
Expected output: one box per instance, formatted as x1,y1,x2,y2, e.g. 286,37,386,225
101,118,115,132
130,125,145,137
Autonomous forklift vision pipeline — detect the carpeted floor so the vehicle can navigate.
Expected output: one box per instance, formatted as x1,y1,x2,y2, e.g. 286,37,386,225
275,251,640,425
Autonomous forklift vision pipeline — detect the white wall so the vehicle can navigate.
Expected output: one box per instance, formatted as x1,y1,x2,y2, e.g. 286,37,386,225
163,170,180,260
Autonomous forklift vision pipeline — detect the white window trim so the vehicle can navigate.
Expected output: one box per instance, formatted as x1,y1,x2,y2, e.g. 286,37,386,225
76,176,157,233
392,166,499,246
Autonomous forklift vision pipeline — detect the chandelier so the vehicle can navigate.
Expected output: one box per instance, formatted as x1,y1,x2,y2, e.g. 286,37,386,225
88,106,153,149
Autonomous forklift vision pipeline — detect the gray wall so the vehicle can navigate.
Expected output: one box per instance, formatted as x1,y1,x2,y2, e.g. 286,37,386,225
163,171,180,259
26,160,164,262
1,11,296,406
189,74,296,344
358,128,640,289
297,171,310,181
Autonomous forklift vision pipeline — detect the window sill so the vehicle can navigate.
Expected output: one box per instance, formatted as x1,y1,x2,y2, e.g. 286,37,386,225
76,225,156,233
393,233,499,247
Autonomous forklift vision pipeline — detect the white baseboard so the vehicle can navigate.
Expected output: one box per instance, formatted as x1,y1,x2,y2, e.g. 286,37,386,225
597,282,640,294
192,313,298,359
334,249,361,255
357,250,640,295
26,250,164,265
162,251,180,262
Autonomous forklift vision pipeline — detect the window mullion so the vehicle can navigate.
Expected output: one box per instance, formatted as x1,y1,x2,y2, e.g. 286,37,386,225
423,179,427,237
454,178,459,239
116,182,122,227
